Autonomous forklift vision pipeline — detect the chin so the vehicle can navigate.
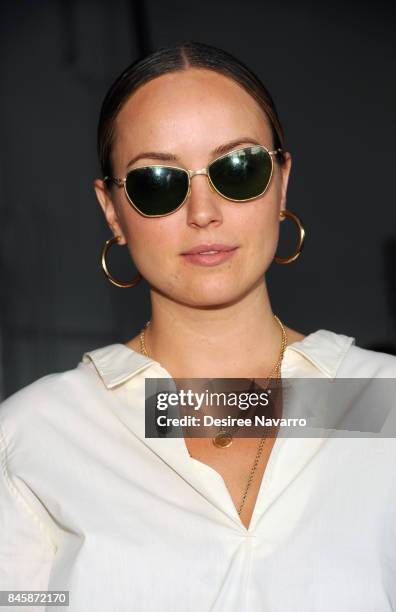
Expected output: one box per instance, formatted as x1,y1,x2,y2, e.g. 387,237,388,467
181,284,249,308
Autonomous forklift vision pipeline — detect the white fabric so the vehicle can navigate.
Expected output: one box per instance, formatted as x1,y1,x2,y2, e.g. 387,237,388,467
1,329,396,611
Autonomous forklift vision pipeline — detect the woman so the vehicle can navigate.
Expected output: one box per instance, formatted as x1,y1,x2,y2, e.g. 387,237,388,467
1,42,395,612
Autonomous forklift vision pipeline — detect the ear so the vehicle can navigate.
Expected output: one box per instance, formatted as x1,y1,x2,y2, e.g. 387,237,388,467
279,152,292,221
93,179,128,244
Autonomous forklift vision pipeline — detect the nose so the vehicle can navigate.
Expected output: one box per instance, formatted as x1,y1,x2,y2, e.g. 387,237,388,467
185,172,221,228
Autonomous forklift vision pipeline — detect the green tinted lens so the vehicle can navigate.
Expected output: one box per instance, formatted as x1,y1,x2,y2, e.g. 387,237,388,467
125,166,189,216
208,146,273,200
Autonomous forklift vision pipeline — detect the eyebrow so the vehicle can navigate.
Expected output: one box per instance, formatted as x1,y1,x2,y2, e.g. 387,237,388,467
125,137,262,169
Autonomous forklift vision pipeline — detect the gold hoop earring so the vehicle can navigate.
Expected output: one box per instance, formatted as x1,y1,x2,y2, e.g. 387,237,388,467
274,209,306,264
101,236,142,288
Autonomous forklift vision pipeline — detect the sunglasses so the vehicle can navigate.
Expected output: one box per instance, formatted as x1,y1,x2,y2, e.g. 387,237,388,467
104,144,283,218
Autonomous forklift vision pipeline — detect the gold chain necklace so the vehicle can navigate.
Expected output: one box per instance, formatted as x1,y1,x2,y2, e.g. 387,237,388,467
139,315,287,517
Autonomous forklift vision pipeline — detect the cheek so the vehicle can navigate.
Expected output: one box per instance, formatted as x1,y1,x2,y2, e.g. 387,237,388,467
123,217,177,272
238,196,280,259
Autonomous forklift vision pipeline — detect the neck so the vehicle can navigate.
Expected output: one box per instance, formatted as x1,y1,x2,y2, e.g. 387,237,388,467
142,279,289,379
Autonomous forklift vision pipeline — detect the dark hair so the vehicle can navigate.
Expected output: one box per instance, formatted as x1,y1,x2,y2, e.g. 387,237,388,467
97,42,286,179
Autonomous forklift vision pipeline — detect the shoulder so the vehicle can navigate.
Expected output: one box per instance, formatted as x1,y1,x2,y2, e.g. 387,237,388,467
320,328,396,377
0,358,106,448
289,328,396,378
1,360,97,411
0,341,153,449
339,341,396,378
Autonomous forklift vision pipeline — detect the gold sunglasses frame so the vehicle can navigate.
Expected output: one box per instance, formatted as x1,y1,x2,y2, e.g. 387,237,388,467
103,145,283,218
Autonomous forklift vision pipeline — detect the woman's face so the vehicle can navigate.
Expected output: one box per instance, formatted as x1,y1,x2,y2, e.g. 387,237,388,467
95,68,291,307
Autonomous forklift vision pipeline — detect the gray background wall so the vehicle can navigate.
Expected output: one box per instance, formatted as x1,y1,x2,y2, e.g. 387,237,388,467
1,0,395,398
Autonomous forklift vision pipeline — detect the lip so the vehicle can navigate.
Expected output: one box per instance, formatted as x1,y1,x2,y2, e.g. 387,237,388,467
181,243,238,255
181,248,238,267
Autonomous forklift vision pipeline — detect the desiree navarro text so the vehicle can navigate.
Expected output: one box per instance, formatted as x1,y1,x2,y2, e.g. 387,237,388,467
156,415,307,428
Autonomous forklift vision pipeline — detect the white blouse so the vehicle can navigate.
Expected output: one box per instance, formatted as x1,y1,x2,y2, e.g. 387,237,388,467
1,329,396,612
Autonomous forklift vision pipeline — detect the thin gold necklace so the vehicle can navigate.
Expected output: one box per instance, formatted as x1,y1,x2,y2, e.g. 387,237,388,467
139,315,286,446
139,316,287,517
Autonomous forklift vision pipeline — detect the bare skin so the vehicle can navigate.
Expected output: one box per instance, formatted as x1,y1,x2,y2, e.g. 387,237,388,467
94,68,306,529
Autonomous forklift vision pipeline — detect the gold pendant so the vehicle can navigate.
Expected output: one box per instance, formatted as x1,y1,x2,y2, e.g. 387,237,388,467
212,431,233,448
